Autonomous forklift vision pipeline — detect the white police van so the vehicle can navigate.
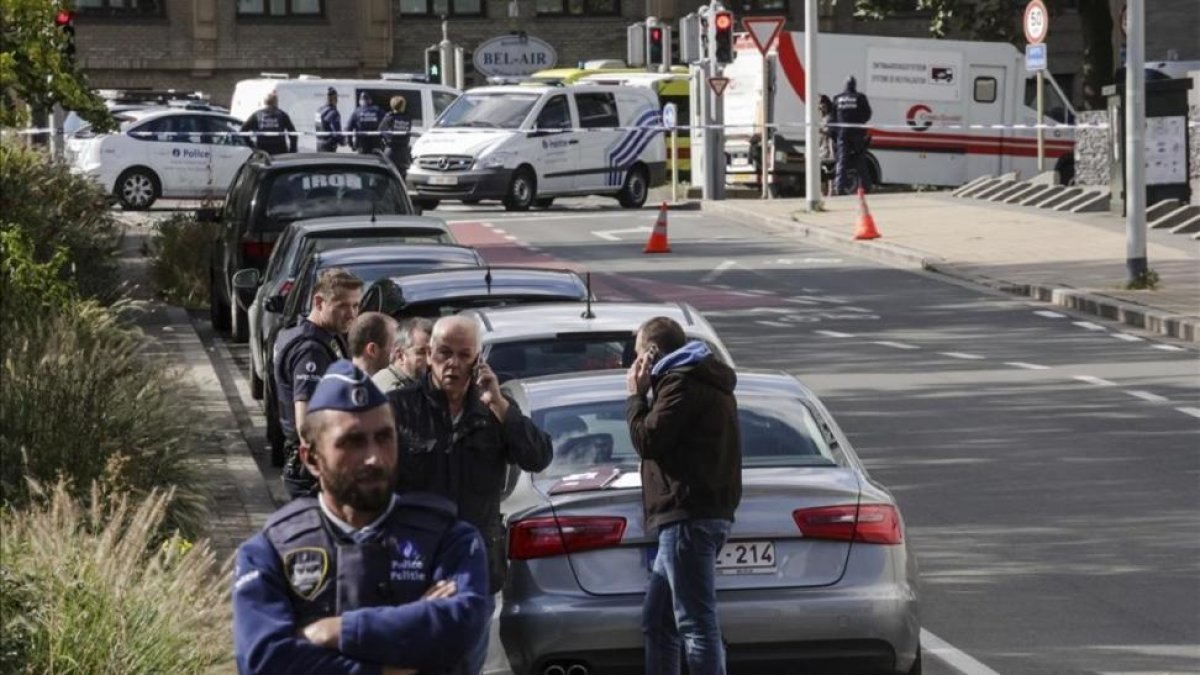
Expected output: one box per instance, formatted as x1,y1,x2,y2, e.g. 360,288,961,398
230,74,462,154
406,83,666,211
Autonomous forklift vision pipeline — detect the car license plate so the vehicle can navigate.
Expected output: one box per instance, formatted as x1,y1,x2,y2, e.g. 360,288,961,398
428,175,457,186
645,540,776,575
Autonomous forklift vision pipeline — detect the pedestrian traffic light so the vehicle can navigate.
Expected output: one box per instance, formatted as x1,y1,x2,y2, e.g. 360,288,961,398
648,26,664,65
424,45,441,83
713,10,734,64
54,8,76,63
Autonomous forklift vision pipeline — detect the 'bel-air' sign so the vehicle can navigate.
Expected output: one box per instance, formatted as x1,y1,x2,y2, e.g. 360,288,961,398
473,33,557,78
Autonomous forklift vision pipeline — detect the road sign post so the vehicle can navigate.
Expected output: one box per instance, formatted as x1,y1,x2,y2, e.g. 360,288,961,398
743,16,784,200
663,102,679,202
803,0,819,211
1024,0,1049,173
1125,0,1147,283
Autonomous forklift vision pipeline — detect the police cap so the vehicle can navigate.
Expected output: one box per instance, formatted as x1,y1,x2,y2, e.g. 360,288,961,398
308,360,388,414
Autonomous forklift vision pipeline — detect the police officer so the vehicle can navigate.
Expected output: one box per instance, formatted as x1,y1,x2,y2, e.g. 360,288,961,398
833,76,873,195
274,268,362,499
379,95,414,178
233,360,489,675
241,91,297,155
315,87,343,153
347,93,385,155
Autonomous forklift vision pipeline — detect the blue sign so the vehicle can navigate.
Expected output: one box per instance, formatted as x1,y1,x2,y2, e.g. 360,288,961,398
1025,44,1047,72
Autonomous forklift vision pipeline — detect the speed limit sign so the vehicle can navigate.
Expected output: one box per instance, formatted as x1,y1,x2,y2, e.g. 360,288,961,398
1024,0,1049,45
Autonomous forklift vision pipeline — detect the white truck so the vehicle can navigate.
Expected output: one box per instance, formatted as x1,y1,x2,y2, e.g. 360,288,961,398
718,31,1077,192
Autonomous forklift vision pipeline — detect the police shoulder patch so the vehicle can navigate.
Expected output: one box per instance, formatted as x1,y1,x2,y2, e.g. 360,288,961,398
283,547,329,599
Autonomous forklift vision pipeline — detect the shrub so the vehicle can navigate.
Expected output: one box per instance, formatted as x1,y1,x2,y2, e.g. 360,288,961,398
0,141,122,302
0,481,232,674
146,212,219,309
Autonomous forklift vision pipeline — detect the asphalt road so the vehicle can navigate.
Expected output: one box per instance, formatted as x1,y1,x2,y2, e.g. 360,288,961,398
170,195,1199,675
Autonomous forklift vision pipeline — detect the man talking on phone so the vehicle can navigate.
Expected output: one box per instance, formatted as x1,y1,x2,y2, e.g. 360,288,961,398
626,317,741,675
387,316,552,674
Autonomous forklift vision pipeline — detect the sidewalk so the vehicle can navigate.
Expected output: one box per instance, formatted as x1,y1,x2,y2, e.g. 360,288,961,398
704,192,1200,342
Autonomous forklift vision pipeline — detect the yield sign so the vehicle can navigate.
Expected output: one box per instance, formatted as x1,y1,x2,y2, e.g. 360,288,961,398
708,76,731,97
742,16,786,55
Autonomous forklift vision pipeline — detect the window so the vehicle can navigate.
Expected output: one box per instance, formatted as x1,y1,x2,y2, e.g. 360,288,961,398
76,0,163,16
537,0,618,16
203,117,250,147
400,0,483,17
261,168,409,230
973,76,997,104
732,0,786,14
128,115,208,143
237,0,323,17
433,91,458,118
436,93,540,129
535,96,572,130
574,92,618,129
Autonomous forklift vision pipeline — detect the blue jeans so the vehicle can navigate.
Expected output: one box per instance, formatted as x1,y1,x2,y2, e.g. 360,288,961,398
465,593,495,674
642,519,732,675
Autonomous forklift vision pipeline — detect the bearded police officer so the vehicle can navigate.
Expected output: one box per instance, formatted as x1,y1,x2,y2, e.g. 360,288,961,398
241,91,298,155
347,93,385,156
833,76,873,195
275,268,362,499
234,361,489,675
379,96,414,178
315,87,344,153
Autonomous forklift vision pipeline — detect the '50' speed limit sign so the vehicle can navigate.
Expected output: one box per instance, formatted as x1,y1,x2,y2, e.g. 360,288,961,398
1024,0,1049,45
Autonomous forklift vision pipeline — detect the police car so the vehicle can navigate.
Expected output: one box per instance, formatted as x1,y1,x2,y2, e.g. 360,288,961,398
67,108,252,210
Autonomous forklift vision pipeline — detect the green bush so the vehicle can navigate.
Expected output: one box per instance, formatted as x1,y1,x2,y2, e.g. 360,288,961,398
0,481,232,674
0,141,122,302
147,212,219,309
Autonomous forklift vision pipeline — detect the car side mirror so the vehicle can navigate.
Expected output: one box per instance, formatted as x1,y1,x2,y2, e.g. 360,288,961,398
196,207,221,223
264,295,285,313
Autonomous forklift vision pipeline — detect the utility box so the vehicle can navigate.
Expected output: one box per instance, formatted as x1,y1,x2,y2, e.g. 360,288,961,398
1106,78,1193,215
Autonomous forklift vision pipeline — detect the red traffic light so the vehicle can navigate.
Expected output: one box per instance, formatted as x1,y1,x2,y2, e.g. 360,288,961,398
650,27,663,42
714,11,733,31
55,9,73,26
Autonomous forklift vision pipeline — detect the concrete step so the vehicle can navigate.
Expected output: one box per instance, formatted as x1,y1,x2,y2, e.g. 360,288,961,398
1040,187,1086,209
1169,213,1200,235
986,181,1031,202
1146,199,1183,221
952,175,994,197
973,180,1019,201
959,178,1003,199
1006,183,1053,205
1149,205,1200,230
1067,188,1111,213
1020,185,1066,207
1027,170,1061,186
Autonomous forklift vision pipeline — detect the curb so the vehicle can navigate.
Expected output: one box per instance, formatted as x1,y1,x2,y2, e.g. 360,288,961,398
702,200,1200,344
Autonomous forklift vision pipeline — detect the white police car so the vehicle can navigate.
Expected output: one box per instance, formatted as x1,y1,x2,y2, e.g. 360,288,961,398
67,109,252,210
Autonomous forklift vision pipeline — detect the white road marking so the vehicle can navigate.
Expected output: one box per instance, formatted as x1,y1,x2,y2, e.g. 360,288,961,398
1073,321,1107,331
591,226,652,241
1073,375,1116,387
525,246,542,253
1005,361,1050,370
1034,310,1067,318
872,341,920,350
700,260,738,283
746,289,772,296
704,308,792,317
784,297,821,305
491,227,507,234
447,213,701,223
503,235,519,241
815,330,855,338
941,352,986,360
921,628,1004,675
1177,407,1200,419
1111,333,1144,342
1151,343,1186,352
1126,390,1169,403
756,320,791,328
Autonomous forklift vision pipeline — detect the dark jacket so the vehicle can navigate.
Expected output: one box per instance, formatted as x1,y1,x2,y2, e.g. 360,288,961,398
388,375,553,593
626,342,741,531
834,87,872,145
241,106,297,154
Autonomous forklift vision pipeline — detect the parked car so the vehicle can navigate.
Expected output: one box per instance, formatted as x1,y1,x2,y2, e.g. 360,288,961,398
205,152,415,343
66,108,251,210
497,370,921,675
359,267,592,321
237,215,456,399
259,243,483,465
462,301,733,383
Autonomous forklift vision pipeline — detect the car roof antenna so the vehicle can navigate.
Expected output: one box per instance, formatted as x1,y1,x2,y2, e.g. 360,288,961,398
581,271,595,319
484,266,493,295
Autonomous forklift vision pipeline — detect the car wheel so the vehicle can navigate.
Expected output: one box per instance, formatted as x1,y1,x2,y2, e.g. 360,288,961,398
250,360,264,400
209,269,231,332
617,165,649,208
116,168,160,211
414,198,440,211
503,169,535,212
533,197,554,209
230,301,249,343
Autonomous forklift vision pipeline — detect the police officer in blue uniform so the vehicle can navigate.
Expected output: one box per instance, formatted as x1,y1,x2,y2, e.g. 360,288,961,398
234,360,489,675
241,91,298,155
315,87,344,153
379,95,414,178
833,76,873,195
275,268,362,499
347,93,385,156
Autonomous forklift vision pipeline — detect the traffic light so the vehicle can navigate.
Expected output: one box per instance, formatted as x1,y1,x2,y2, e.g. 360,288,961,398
648,26,664,65
713,10,734,64
54,9,76,63
424,45,441,83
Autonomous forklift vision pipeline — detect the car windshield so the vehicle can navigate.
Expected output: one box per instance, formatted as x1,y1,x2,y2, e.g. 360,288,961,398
435,93,540,129
287,234,450,276
263,169,408,231
485,336,725,383
532,395,839,480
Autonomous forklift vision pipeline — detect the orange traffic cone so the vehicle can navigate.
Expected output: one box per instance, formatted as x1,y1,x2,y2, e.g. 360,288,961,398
644,202,671,254
853,187,881,240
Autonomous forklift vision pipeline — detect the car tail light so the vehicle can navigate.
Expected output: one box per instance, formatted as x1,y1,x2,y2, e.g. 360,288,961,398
793,504,903,545
508,516,627,560
242,240,273,259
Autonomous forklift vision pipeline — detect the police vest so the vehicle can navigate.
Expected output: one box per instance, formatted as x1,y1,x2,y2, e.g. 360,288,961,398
257,109,284,131
273,320,348,440
357,107,382,129
264,494,457,627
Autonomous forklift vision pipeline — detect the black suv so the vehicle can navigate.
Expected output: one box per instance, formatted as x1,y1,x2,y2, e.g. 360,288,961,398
204,152,415,341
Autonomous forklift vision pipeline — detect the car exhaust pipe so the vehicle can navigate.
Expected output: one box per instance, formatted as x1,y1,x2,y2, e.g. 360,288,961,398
566,666,589,675
542,666,566,675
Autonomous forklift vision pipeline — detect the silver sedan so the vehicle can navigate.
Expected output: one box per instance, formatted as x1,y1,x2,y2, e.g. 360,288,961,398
496,370,921,675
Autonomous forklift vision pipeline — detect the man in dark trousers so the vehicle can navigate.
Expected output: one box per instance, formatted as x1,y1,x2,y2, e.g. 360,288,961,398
347,92,385,156
241,91,297,155
833,75,872,195
274,268,362,499
234,360,489,675
315,87,343,152
388,315,553,674
626,316,741,675
379,95,414,178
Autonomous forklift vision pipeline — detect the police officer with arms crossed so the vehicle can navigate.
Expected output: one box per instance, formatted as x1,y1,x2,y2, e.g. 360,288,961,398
379,96,414,178
275,268,362,499
388,316,553,674
233,360,489,675
833,75,873,195
241,91,298,155
316,87,344,153
347,93,386,156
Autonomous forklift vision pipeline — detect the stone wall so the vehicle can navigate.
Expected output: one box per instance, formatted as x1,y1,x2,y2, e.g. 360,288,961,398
1075,110,1110,187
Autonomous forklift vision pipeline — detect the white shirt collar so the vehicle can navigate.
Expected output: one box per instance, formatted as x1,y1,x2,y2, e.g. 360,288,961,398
318,492,397,536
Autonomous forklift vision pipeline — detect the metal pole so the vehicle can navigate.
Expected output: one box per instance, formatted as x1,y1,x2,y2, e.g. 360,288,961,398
671,128,679,203
1125,0,1147,282
761,52,770,199
711,60,725,200
1036,69,1045,172
803,0,820,211
698,61,712,200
